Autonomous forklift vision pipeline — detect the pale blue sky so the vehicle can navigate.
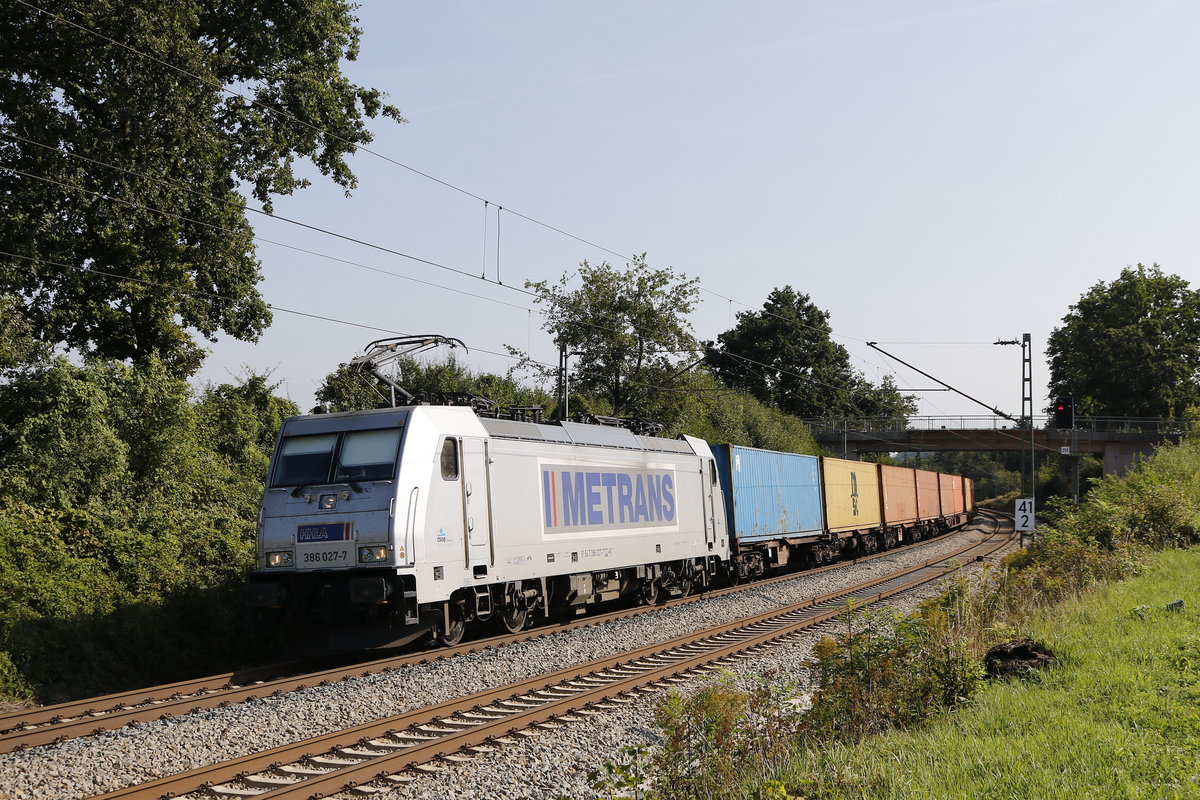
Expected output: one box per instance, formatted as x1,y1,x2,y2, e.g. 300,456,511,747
197,0,1200,420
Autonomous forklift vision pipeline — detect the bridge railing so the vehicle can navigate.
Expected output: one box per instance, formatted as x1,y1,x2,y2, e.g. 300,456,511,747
801,416,1199,436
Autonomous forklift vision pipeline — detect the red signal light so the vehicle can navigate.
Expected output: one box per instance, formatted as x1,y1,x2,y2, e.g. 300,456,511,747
1053,395,1074,428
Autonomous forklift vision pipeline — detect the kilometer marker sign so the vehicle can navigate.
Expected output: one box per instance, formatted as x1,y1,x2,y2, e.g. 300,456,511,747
1015,498,1035,531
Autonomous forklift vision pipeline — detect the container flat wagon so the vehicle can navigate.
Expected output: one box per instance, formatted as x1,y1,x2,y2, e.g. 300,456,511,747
712,444,827,576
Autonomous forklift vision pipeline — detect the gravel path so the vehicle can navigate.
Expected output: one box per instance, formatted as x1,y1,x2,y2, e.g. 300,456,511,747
0,525,1011,800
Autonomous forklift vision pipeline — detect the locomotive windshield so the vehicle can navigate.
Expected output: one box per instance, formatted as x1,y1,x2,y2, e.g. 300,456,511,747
335,429,402,482
271,428,402,488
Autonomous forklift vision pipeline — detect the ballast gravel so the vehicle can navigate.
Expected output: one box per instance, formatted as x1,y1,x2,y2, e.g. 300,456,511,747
0,527,1012,800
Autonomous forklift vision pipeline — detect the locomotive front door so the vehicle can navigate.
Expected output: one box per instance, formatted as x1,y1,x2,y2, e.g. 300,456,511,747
460,437,494,573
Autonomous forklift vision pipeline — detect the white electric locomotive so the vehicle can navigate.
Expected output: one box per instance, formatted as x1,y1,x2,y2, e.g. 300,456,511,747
246,404,728,649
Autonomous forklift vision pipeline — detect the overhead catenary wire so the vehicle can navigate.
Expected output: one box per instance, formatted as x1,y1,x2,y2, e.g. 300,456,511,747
0,249,549,369
12,7,976,423
0,163,713,376
0,133,527,296
1,3,1042,433
12,0,880,351
2,144,856,381
1,135,689,357
2,153,939,409
11,0,636,264
0,163,533,313
3,159,683,364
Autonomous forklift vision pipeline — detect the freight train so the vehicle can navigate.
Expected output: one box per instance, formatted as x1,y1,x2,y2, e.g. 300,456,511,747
245,404,976,651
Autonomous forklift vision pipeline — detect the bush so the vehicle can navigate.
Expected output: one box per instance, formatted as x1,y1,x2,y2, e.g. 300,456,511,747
0,360,290,701
592,672,812,800
802,600,985,743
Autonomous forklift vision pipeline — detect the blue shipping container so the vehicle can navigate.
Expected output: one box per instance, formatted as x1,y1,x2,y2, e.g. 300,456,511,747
711,445,825,543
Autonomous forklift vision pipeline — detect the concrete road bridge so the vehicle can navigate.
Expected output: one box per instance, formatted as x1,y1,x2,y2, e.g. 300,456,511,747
802,416,1195,475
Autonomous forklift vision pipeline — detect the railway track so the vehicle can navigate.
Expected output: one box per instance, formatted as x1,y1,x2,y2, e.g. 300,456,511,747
81,514,1012,800
0,512,1001,755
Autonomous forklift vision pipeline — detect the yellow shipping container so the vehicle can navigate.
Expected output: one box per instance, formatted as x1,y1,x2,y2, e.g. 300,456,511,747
821,457,881,533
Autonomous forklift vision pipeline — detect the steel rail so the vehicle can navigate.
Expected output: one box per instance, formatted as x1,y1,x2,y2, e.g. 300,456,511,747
86,520,1013,800
1,513,996,753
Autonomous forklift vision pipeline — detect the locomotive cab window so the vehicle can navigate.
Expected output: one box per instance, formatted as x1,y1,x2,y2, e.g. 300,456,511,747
439,437,459,480
271,428,403,488
335,429,402,482
273,434,338,487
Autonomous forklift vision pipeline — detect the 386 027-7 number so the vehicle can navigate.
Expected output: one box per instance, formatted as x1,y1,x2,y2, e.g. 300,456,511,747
301,549,349,565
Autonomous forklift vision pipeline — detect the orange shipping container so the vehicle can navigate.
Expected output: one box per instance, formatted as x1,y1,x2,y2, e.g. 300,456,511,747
821,457,881,532
915,469,941,519
939,473,965,516
963,477,975,512
880,465,918,525
951,475,965,514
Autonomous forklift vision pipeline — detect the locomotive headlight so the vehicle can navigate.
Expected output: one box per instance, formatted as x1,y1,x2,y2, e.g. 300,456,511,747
358,545,389,563
266,551,294,568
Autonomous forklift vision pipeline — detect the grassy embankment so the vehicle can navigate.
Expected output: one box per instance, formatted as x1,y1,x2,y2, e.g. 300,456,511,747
608,438,1200,800
784,546,1200,799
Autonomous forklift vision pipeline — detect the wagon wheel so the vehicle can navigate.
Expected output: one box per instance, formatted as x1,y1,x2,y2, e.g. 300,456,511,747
436,601,466,646
677,570,694,598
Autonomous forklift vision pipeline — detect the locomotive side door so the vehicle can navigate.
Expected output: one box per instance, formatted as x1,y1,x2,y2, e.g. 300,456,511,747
703,457,723,551
460,437,494,576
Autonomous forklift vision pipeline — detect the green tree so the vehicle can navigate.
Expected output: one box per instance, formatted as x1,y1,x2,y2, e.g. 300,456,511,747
197,372,299,512
0,0,402,374
0,295,44,370
513,256,701,417
708,286,916,419
663,367,821,454
0,358,131,508
1046,265,1200,418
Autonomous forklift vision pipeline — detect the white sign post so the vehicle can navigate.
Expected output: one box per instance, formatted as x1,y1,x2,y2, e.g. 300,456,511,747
1015,497,1035,533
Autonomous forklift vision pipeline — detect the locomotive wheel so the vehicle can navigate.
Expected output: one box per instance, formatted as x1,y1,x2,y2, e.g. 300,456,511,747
641,578,661,606
498,604,528,633
498,582,531,632
437,602,466,646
